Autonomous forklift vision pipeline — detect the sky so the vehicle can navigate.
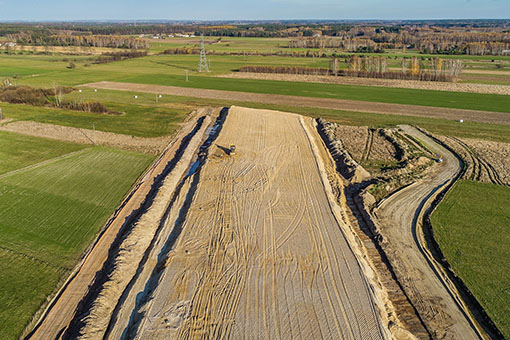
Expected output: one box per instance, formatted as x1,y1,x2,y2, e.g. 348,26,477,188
0,0,508,21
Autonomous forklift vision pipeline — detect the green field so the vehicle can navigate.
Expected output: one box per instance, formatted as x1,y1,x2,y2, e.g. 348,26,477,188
0,143,154,339
4,54,506,113
431,180,510,338
0,130,87,174
1,101,188,138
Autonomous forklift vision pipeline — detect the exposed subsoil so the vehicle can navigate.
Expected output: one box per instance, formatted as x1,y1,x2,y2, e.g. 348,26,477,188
373,126,483,340
436,135,510,186
62,106,396,340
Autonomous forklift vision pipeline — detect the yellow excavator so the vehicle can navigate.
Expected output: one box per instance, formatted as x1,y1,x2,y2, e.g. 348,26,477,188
229,144,236,155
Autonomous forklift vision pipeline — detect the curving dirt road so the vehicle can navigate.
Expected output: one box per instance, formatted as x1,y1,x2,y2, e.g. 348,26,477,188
112,106,390,340
374,126,483,340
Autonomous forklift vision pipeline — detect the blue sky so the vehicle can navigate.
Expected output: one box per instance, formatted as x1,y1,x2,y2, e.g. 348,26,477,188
0,0,508,21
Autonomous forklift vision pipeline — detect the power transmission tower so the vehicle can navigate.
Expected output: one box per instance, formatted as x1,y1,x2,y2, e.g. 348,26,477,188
198,34,210,73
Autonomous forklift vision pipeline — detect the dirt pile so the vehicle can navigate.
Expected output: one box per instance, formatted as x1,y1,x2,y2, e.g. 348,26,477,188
322,122,435,202
317,118,371,183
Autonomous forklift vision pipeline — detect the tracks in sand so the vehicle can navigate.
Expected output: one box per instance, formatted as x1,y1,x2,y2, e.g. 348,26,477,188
50,106,393,340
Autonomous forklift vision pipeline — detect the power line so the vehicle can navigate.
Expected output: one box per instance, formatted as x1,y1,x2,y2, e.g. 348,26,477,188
198,34,210,73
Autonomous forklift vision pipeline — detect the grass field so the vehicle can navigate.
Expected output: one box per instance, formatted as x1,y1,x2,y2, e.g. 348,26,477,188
0,145,154,339
1,50,508,121
120,72,510,113
0,100,188,138
3,87,509,144
2,53,507,114
0,130,88,174
431,180,510,338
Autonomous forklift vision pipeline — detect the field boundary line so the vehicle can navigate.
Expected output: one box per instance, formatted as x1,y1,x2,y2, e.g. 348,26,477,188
0,148,91,181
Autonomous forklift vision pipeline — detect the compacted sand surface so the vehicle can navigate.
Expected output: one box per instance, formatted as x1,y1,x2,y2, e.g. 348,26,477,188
120,107,389,339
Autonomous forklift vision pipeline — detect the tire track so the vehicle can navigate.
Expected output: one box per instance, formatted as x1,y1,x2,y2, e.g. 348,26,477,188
126,106,389,340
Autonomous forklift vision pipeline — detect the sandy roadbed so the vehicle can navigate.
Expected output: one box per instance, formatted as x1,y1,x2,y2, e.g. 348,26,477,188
130,106,389,339
74,106,393,340
81,81,510,126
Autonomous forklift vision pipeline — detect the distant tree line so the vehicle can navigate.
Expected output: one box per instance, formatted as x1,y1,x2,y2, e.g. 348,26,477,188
239,65,330,75
93,50,148,64
7,32,150,49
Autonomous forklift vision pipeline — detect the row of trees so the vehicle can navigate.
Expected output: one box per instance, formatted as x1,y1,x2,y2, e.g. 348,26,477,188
162,47,329,58
0,82,117,114
239,65,330,75
239,56,462,82
342,55,462,81
7,32,150,49
288,28,510,55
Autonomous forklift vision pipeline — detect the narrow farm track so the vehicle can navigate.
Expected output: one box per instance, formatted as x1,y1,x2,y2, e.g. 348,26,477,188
374,126,483,340
81,81,510,126
123,107,389,340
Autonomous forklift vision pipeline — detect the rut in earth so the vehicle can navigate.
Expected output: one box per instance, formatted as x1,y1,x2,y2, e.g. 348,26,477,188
449,137,504,185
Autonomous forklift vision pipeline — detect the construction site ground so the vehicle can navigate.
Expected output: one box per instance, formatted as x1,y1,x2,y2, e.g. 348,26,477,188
26,105,506,340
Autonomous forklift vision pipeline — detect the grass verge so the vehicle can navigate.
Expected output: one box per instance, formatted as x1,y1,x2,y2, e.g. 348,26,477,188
0,146,154,339
431,180,510,338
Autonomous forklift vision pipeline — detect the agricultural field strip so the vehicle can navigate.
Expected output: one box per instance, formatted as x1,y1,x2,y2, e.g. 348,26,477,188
0,120,171,154
131,106,388,340
27,110,203,340
0,147,154,340
431,181,510,338
0,148,90,180
218,72,510,95
0,245,69,272
375,126,481,339
82,81,510,126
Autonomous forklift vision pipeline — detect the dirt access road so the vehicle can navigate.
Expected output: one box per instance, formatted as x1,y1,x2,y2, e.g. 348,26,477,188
82,81,510,126
374,126,483,340
107,107,390,340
